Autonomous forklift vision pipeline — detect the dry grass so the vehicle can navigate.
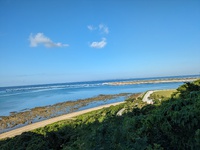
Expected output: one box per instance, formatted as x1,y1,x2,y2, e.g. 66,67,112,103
153,89,177,98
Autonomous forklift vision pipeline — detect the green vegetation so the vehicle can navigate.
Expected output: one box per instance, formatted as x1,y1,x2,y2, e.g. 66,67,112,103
151,89,177,99
149,89,177,104
0,93,130,131
0,80,200,150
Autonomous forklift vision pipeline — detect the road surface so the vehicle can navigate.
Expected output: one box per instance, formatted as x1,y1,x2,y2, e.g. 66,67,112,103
142,91,154,104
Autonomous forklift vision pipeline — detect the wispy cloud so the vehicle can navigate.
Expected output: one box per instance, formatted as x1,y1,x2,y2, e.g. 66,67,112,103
90,38,107,49
29,33,69,48
99,24,109,34
87,24,109,34
87,25,96,31
87,23,109,48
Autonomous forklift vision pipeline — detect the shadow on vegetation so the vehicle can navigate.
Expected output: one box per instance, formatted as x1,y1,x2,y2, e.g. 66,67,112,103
0,93,130,132
0,80,200,150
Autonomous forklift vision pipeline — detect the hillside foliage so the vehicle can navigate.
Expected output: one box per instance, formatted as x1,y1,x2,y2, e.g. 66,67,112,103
0,79,200,150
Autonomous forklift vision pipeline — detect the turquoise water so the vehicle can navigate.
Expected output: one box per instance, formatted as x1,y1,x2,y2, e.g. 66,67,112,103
0,76,189,116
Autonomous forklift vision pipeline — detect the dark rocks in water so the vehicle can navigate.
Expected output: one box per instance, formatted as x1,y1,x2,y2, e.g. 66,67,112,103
0,93,139,131
10,111,17,116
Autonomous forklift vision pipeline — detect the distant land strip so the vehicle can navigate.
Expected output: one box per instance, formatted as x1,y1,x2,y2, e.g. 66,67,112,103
104,77,199,86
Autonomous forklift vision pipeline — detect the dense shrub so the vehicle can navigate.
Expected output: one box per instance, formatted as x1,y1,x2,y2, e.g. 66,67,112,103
0,79,200,149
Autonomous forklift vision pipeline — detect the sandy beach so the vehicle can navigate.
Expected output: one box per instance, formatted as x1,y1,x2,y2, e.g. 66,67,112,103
0,101,125,140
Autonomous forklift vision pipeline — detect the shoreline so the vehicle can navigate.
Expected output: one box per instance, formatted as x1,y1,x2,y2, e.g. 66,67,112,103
0,78,198,139
105,77,198,86
0,101,125,139
0,93,132,133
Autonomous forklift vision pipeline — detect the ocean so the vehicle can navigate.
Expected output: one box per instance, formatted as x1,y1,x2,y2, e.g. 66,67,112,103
0,76,195,116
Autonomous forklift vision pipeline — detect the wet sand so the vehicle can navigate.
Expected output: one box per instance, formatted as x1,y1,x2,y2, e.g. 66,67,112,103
0,93,131,132
0,101,124,139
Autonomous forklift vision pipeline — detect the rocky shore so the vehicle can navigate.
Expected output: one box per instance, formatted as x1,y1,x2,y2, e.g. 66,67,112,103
0,93,140,133
105,77,198,86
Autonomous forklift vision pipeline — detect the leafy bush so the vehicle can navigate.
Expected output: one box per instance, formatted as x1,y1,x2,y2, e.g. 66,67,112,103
0,79,200,150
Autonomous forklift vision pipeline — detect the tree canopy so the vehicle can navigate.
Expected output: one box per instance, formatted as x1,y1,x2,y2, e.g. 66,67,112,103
0,79,200,150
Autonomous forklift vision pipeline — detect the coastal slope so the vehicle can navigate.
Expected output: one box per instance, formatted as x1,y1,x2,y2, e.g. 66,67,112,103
0,102,124,139
0,79,200,150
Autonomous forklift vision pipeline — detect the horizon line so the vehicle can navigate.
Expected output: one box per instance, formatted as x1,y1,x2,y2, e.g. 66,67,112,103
1,74,199,88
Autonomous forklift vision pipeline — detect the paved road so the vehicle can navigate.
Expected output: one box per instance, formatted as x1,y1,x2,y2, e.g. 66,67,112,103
142,91,154,104
0,102,124,139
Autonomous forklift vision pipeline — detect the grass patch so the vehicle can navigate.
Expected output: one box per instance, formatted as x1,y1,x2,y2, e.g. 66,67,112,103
149,89,177,105
153,89,177,98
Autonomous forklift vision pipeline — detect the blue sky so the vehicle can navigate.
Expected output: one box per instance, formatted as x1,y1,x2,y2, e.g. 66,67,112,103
0,0,200,86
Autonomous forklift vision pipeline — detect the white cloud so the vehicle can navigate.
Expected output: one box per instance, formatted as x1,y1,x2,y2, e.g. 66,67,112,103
90,38,107,49
87,25,96,31
87,24,109,34
87,24,109,48
29,33,69,48
99,24,109,34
